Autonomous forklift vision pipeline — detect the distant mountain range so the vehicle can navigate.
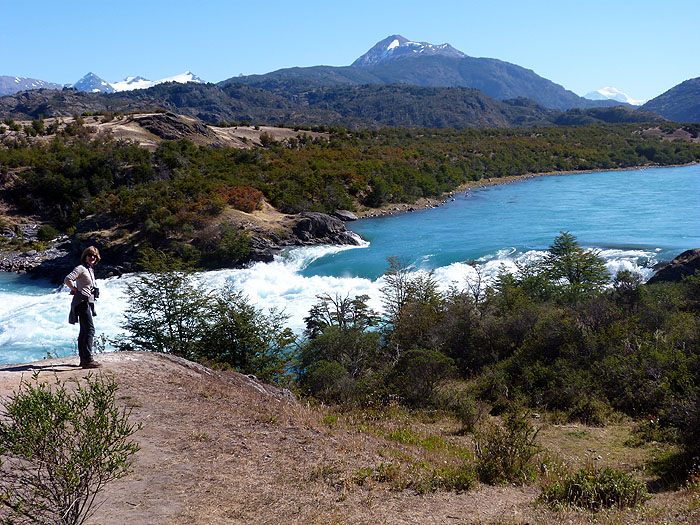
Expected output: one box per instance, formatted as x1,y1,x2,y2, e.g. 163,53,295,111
0,76,63,96
2,34,700,125
0,80,664,131
0,71,203,97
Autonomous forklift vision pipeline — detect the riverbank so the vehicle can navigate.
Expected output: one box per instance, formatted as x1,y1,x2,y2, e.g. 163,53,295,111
355,162,700,219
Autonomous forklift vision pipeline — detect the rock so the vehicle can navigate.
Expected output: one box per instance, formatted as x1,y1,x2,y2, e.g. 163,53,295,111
647,248,700,284
292,212,361,246
333,210,358,222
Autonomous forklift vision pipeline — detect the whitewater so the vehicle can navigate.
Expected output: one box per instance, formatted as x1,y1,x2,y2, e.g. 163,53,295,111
1,165,699,364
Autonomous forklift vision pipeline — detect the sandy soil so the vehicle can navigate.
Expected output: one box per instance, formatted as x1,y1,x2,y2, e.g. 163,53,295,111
0,353,697,525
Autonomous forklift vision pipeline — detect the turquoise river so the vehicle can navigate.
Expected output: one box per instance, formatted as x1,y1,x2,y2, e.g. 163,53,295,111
1,164,698,364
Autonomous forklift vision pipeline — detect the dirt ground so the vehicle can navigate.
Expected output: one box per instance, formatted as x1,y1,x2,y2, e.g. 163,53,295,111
0,353,698,525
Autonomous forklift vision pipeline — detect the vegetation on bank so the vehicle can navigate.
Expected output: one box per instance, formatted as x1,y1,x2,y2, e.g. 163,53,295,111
1,120,700,267
115,233,700,504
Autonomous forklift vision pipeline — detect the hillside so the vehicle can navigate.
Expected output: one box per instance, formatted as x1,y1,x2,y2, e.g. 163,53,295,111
642,76,700,122
0,83,661,130
0,352,696,524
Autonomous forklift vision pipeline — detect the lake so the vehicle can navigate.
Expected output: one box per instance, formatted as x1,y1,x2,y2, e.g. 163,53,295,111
1,164,698,364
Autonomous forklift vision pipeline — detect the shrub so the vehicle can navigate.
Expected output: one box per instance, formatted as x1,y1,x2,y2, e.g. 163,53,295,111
389,349,456,407
37,224,60,242
304,360,355,403
539,466,651,510
214,185,265,213
0,374,140,525
454,393,487,434
567,396,612,426
475,407,542,485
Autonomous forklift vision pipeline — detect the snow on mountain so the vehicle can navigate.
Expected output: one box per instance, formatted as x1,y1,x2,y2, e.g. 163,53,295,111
72,72,115,93
0,76,62,96
110,76,153,91
110,71,203,92
352,35,467,67
584,86,645,106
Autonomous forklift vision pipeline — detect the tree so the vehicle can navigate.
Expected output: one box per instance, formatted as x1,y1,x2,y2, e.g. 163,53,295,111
116,259,210,360
300,294,383,402
0,374,140,525
543,231,609,302
116,251,295,384
199,286,296,383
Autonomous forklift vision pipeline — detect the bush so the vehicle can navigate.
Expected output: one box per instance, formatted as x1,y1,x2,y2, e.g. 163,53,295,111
214,185,265,213
567,396,612,426
0,374,140,525
539,466,651,509
304,360,355,404
116,252,294,384
475,407,542,485
37,224,60,242
389,349,456,407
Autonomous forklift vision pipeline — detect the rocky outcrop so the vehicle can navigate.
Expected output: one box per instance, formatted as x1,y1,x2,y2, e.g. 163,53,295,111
292,212,361,246
2,211,361,281
647,248,700,284
333,209,358,222
131,112,214,141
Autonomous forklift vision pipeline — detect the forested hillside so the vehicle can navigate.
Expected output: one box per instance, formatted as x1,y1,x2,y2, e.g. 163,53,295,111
0,82,661,130
1,118,698,270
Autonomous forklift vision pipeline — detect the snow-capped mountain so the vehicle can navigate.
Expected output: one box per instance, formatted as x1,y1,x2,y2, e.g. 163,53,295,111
110,71,203,92
584,87,645,106
0,76,63,97
72,72,115,93
110,76,153,91
352,35,467,67
69,71,204,93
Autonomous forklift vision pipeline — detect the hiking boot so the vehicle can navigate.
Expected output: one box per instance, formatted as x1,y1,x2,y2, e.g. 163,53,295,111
81,361,102,369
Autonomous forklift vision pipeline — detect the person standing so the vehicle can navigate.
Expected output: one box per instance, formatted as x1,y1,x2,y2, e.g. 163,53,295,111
65,246,102,369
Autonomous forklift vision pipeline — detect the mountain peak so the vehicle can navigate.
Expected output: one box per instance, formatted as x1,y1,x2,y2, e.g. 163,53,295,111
584,86,644,106
72,72,115,93
352,35,467,67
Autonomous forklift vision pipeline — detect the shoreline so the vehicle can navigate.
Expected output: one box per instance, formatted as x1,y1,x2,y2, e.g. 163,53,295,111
354,161,699,219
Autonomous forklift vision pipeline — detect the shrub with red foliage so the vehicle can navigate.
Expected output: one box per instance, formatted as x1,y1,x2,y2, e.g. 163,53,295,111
213,185,264,213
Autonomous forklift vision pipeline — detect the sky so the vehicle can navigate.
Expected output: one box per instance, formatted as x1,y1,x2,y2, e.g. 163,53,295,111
2,0,698,102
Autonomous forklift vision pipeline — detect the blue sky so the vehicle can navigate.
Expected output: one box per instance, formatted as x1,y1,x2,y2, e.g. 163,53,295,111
2,0,697,101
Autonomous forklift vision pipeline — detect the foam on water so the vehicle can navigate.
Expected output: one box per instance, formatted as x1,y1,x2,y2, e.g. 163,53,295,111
0,242,675,365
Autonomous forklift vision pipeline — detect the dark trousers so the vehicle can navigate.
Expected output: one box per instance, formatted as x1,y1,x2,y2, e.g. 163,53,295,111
76,301,95,364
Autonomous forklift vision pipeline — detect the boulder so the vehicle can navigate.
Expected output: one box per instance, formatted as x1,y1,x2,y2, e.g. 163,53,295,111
647,248,700,284
333,210,358,222
292,212,361,246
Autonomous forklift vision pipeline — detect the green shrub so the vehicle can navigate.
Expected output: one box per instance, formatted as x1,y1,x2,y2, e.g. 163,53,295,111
539,466,651,510
36,224,60,242
388,349,456,407
418,465,476,494
305,360,354,403
475,407,542,485
567,396,612,426
0,374,140,525
454,393,486,434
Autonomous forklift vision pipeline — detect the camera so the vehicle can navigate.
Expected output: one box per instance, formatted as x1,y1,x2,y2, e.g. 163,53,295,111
93,287,100,299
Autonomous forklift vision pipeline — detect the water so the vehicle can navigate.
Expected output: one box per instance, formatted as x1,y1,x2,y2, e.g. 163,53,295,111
1,165,699,364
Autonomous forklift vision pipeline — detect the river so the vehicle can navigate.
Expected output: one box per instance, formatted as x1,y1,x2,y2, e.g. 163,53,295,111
1,164,699,364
